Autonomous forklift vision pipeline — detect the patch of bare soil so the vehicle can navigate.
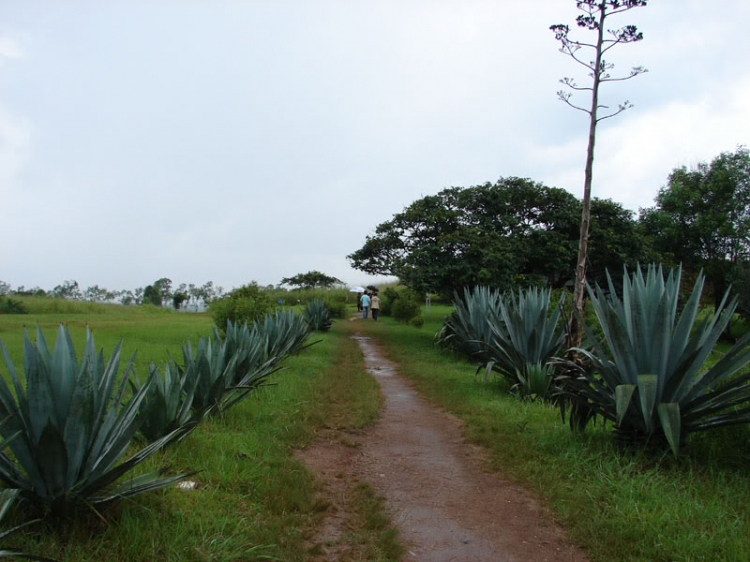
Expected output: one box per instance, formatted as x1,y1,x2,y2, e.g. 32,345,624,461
298,334,588,562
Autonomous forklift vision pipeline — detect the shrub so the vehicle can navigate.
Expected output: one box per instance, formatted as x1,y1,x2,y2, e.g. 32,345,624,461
322,299,346,319
410,315,424,328
392,290,422,324
0,297,27,315
209,282,273,332
558,265,750,456
0,325,193,516
379,288,400,317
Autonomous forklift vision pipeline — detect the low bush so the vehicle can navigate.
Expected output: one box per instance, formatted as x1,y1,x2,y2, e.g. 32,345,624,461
0,296,27,315
379,288,400,317
209,282,273,332
392,290,422,324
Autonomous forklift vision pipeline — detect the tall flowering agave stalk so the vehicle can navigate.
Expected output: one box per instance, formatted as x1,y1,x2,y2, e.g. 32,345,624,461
0,326,192,517
561,265,750,456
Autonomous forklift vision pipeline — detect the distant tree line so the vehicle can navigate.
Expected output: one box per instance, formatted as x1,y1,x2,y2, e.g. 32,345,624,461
0,277,226,310
0,270,350,311
348,147,750,315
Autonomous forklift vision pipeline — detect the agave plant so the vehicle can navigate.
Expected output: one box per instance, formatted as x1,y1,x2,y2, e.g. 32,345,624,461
181,335,238,413
560,265,750,456
132,358,200,443
512,362,555,401
258,310,315,361
0,325,192,516
0,489,57,561
481,286,565,398
435,286,503,362
303,300,333,332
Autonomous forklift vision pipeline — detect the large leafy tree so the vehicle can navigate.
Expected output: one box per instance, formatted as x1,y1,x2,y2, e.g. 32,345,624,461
348,177,647,298
640,147,750,309
551,0,648,348
281,271,343,290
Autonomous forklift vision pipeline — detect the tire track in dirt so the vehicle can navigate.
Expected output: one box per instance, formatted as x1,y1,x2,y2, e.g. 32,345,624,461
299,333,588,562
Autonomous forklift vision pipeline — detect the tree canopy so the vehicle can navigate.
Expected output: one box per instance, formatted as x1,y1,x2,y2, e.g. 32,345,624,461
280,271,343,290
348,177,649,297
641,147,750,308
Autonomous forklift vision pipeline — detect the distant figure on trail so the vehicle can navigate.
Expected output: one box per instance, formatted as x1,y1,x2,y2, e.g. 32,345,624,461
357,292,363,312
371,292,380,321
360,292,371,320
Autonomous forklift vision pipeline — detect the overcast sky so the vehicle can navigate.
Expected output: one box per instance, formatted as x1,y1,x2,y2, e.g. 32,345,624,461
1,0,748,293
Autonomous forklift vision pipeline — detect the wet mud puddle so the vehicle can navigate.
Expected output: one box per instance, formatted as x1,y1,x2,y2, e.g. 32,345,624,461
301,334,587,562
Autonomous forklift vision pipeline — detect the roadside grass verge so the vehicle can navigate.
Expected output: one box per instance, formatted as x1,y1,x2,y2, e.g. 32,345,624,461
0,313,390,561
358,306,750,562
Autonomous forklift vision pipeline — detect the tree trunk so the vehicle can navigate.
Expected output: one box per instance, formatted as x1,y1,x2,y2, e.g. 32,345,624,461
567,6,606,351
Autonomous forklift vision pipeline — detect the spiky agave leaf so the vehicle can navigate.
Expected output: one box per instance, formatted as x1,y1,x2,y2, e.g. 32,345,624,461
212,312,315,412
0,325,193,516
303,300,333,332
182,334,236,413
435,286,503,362
132,358,200,443
512,362,555,401
560,264,750,455
259,309,315,363
483,286,565,394
0,489,58,561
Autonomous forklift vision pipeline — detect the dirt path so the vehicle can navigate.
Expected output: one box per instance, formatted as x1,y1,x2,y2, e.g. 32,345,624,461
299,333,588,562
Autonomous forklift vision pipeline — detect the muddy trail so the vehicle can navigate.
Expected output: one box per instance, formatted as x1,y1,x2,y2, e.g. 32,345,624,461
299,333,587,562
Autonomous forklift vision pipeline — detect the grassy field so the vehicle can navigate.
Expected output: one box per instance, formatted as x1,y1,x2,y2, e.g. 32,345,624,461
0,307,397,562
358,305,750,562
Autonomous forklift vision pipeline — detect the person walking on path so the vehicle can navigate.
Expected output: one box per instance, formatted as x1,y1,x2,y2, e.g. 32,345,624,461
357,292,363,312
360,292,371,320
371,292,381,321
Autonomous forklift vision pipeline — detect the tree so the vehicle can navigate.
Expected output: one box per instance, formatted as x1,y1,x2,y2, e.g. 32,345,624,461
152,277,173,307
200,281,216,304
83,285,114,302
640,147,750,310
52,280,82,300
172,292,189,309
118,289,136,306
348,177,648,298
280,271,343,290
551,0,648,347
142,285,161,306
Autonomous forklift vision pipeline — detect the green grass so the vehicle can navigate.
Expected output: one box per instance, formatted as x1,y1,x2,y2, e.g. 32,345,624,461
0,309,394,561
359,305,750,562
0,304,215,375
